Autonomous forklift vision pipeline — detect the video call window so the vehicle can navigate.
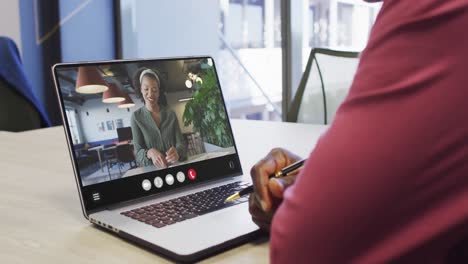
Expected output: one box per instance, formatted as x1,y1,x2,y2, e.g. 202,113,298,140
57,58,235,186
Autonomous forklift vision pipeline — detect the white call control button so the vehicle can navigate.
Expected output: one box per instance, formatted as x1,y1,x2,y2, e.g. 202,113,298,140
165,174,174,185
154,177,163,188
142,179,151,191
176,171,185,183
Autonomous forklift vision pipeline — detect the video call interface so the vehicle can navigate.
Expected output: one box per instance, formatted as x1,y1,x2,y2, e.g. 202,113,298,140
56,58,236,188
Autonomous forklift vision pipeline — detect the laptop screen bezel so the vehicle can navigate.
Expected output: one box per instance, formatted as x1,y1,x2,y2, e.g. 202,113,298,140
52,56,243,215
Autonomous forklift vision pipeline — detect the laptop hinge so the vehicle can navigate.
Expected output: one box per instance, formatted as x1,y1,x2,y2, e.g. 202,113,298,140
106,175,244,211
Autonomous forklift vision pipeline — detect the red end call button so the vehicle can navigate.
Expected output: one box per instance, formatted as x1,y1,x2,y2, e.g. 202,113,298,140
188,169,197,180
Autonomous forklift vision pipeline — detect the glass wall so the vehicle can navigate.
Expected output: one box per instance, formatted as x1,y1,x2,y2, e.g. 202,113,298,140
299,0,381,93
119,0,381,122
120,0,282,121
305,0,381,51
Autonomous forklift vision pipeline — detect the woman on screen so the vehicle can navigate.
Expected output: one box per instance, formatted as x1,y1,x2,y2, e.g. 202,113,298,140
131,67,186,168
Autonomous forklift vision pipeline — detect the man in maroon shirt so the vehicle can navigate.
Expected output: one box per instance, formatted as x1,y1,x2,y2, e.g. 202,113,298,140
249,0,468,263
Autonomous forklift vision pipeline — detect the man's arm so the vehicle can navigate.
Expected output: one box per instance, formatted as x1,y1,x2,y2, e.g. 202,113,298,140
270,1,468,261
270,103,419,263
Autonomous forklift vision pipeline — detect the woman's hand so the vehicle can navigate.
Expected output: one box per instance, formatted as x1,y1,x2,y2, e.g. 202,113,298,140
249,148,302,232
147,148,168,168
165,147,179,164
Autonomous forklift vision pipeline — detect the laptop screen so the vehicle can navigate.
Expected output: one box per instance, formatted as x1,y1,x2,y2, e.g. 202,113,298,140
53,57,242,211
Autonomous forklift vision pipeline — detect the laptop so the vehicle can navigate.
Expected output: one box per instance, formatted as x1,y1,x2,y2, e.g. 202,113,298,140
52,56,260,262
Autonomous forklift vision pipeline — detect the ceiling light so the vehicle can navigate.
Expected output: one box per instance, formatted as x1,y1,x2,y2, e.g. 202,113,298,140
102,83,125,103
118,92,136,108
75,66,108,94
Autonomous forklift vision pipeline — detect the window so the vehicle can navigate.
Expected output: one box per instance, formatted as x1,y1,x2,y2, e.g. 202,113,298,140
218,0,282,120
119,0,282,121
307,0,381,50
119,0,381,123
301,0,381,77
65,107,82,144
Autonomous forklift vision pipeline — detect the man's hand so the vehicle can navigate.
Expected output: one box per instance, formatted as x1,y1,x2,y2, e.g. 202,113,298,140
147,148,168,168
249,148,301,232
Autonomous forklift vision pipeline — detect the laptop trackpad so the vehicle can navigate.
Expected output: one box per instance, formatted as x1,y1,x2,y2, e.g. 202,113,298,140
92,202,260,256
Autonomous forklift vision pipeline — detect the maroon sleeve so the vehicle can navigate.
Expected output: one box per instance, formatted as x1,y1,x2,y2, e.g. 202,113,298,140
270,1,468,263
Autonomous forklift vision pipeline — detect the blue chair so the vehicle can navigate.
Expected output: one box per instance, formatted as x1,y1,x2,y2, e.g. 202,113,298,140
0,36,51,131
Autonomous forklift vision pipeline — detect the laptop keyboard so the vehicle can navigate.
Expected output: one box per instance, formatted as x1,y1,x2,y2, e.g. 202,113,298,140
120,181,250,228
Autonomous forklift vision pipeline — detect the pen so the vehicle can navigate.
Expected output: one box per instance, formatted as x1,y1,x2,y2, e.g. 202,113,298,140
224,158,306,203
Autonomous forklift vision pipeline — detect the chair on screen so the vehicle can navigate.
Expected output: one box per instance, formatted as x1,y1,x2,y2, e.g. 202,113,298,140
287,48,360,125
116,144,137,170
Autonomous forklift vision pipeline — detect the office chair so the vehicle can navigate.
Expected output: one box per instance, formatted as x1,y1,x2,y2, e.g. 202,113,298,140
0,36,51,131
116,144,137,170
287,48,360,125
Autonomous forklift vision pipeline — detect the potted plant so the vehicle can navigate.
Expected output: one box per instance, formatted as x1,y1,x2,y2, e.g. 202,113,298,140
182,67,234,148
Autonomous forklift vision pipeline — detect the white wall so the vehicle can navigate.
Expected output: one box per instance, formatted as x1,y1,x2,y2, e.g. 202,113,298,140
77,95,142,143
0,0,21,51
76,93,194,143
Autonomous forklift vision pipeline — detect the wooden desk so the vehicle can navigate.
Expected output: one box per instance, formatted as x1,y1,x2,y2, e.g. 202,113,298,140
0,119,327,263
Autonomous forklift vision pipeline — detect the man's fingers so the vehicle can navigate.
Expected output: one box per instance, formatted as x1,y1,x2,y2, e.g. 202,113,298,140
250,158,277,212
248,195,272,232
269,175,297,199
250,148,299,212
251,216,271,233
247,148,303,232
